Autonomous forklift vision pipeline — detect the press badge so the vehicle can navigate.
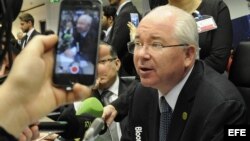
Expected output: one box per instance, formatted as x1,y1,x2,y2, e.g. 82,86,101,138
194,11,217,33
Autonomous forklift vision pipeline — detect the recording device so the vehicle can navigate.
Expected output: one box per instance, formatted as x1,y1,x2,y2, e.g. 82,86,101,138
38,114,97,139
83,117,105,141
76,97,104,117
40,97,107,140
130,13,139,27
53,0,103,88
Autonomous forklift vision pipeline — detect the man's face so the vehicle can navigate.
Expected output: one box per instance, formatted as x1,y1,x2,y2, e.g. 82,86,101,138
65,21,73,30
97,44,120,89
134,17,192,92
101,15,108,30
76,16,91,33
20,21,30,33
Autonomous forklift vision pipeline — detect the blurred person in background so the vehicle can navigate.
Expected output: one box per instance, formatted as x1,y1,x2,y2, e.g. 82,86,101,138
19,13,40,48
168,0,232,74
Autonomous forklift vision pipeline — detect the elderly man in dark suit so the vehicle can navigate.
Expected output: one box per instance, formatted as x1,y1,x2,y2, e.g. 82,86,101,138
108,0,141,76
103,5,247,141
72,14,97,64
19,13,40,48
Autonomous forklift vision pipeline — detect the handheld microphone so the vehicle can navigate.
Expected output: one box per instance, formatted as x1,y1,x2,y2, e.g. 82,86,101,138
38,97,105,139
83,118,105,141
38,121,67,133
76,97,103,117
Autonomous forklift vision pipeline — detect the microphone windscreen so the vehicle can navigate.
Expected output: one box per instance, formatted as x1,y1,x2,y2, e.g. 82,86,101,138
76,97,103,117
83,118,105,140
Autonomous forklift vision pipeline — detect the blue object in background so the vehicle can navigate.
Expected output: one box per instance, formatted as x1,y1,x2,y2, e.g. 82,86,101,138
232,14,250,48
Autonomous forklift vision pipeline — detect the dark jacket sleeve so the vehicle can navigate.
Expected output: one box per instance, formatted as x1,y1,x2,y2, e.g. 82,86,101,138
111,80,139,121
0,127,17,141
200,100,247,141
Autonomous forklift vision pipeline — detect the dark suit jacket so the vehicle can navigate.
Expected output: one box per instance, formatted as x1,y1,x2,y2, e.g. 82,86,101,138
108,2,141,76
59,77,135,136
72,29,97,62
197,0,232,73
21,29,40,47
122,61,247,141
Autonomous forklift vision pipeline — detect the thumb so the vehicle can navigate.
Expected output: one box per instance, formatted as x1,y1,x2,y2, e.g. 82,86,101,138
22,35,58,56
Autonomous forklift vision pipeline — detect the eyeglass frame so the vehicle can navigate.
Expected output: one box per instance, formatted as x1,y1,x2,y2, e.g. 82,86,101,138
98,57,117,65
127,41,189,54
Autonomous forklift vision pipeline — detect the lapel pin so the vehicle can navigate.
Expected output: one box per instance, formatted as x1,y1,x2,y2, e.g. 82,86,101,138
182,112,188,121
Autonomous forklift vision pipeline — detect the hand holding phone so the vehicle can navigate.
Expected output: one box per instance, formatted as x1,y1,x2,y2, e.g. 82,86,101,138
53,0,102,88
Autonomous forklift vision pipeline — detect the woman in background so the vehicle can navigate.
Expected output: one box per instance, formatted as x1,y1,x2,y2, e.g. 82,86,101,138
168,0,232,74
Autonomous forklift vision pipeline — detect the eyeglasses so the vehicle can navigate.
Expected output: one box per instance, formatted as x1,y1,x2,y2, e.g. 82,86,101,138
127,41,189,54
98,58,117,65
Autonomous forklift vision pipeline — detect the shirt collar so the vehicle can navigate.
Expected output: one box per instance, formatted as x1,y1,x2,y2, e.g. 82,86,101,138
26,28,35,39
105,26,112,36
116,0,132,16
81,31,88,37
99,76,119,96
158,66,194,112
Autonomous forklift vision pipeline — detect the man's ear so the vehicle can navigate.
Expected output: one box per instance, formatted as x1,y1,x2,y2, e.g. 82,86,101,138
184,46,196,67
108,16,114,24
115,58,121,71
28,21,33,26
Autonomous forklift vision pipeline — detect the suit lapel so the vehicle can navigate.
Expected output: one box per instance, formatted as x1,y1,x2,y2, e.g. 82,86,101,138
27,30,35,43
108,2,133,44
168,61,204,141
92,90,102,103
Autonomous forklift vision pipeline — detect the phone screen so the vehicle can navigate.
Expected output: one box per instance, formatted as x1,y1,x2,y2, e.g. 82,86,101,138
53,0,102,87
130,13,139,27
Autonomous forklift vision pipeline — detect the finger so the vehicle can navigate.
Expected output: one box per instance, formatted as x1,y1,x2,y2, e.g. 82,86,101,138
22,127,33,141
102,105,117,126
127,21,132,25
30,125,40,140
22,35,58,57
92,78,100,90
60,83,92,105
72,83,92,100
18,133,27,141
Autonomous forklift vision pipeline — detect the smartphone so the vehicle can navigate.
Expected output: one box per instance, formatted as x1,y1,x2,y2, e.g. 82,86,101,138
53,0,102,88
130,13,139,27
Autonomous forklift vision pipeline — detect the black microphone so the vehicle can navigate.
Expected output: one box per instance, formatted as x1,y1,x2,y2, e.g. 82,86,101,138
38,97,107,140
38,114,89,139
38,121,67,133
83,117,105,141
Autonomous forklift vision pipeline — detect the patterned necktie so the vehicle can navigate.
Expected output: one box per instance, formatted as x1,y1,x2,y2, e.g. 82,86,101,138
101,90,113,105
159,96,172,141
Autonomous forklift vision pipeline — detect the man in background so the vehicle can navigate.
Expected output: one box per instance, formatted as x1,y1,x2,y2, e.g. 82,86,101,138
72,14,96,64
108,0,141,76
57,42,135,141
19,13,40,48
102,5,116,42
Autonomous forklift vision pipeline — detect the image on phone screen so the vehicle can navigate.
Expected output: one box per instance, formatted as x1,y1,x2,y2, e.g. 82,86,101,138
56,9,100,75
130,13,139,27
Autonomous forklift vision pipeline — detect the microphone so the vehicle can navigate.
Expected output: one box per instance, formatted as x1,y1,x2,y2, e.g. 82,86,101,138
38,121,67,133
83,118,105,141
76,97,104,117
38,97,105,140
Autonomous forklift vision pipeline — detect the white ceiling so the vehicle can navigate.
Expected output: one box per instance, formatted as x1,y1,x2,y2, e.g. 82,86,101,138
21,0,45,11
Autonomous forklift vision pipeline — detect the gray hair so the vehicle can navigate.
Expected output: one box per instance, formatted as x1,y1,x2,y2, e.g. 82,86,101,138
148,5,200,58
78,14,93,25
